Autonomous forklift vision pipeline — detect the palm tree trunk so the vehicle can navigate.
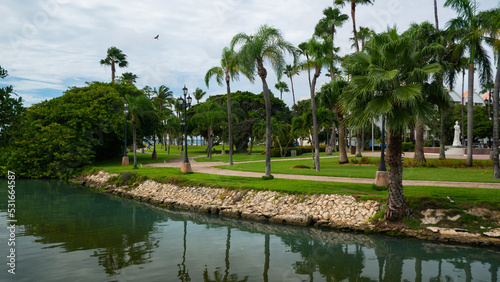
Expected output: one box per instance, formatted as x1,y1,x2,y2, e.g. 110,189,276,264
331,122,337,152
290,76,296,107
133,122,137,168
259,68,273,177
311,69,321,172
111,60,116,82
493,59,500,178
351,0,360,52
414,120,426,163
355,130,362,157
338,113,349,164
461,68,466,147
433,0,439,31
467,63,474,167
384,132,408,221
439,111,446,160
226,79,234,165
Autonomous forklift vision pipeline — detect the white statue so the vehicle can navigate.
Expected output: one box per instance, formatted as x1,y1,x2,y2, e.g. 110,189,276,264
452,121,461,147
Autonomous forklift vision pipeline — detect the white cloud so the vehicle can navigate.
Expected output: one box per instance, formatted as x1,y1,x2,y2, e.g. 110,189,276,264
0,0,497,108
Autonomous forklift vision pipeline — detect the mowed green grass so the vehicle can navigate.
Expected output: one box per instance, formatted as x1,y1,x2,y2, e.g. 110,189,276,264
88,152,500,208
215,156,500,183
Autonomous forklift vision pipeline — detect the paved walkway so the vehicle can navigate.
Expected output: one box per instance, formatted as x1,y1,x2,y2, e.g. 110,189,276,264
142,152,500,189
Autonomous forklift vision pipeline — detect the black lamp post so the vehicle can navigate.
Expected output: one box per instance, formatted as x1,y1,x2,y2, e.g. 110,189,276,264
178,85,192,172
122,102,129,166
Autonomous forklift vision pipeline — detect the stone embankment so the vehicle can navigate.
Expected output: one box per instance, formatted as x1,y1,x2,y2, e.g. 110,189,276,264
79,171,500,247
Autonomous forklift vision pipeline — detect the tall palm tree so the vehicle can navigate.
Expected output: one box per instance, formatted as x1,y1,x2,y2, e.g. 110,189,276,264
478,8,500,178
283,64,299,107
193,101,225,159
347,28,441,220
274,81,289,100
445,0,493,166
193,87,206,104
334,0,374,52
100,46,128,82
231,24,297,177
300,37,333,172
205,46,243,165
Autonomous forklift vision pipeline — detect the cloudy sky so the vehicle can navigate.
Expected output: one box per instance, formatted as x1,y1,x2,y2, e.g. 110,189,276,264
1,0,498,107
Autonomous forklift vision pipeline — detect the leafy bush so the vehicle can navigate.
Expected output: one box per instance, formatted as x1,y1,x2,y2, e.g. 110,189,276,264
403,158,493,168
402,142,415,152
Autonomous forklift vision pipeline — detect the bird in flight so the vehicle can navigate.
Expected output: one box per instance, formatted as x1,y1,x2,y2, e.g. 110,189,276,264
154,35,159,40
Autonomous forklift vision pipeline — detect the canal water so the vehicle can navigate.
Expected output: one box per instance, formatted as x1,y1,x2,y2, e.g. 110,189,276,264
0,179,499,281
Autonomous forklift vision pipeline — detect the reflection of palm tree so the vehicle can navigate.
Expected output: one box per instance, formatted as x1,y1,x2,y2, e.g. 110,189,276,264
203,227,248,282
263,234,270,282
178,221,191,281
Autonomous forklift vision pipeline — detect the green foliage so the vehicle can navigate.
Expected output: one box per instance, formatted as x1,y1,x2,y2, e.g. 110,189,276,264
261,175,274,180
352,157,371,165
402,142,415,152
403,158,492,168
1,82,136,178
0,66,24,146
371,184,388,191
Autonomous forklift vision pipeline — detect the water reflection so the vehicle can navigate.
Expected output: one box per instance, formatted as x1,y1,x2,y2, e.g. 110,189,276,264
0,179,499,281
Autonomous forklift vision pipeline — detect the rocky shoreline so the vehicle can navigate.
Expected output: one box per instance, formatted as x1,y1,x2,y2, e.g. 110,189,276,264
77,171,500,247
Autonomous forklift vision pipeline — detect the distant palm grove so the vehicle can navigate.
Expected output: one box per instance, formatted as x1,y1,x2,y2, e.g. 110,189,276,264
0,0,499,221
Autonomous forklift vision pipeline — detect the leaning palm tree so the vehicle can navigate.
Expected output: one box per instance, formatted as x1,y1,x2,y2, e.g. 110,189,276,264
274,81,289,100
334,0,374,52
100,46,128,82
231,24,298,177
193,87,206,104
205,46,243,165
346,28,441,221
283,64,299,107
445,0,493,166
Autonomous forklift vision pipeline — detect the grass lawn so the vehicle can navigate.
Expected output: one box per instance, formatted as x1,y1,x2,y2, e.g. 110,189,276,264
87,152,500,209
214,156,500,183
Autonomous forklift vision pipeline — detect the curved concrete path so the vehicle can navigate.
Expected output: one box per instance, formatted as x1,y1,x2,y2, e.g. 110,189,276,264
142,152,500,189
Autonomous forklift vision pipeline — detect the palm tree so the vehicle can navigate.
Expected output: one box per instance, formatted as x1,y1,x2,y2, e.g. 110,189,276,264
193,87,206,104
205,46,243,165
100,46,128,82
154,85,174,150
231,24,297,177
300,37,333,172
347,28,441,220
334,0,374,52
193,101,225,159
283,64,299,107
350,26,374,50
120,72,138,85
445,0,493,166
274,81,289,100
318,80,350,162
125,94,155,168
478,8,500,178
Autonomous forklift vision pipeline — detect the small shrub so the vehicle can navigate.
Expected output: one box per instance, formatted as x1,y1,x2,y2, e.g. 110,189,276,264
371,184,388,191
291,165,311,169
402,142,415,152
351,158,359,164
359,157,370,164
262,175,274,180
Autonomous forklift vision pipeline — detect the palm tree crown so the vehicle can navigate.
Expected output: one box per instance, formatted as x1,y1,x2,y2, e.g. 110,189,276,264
100,46,128,82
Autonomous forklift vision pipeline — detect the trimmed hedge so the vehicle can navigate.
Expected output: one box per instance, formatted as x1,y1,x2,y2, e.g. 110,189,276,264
402,142,415,152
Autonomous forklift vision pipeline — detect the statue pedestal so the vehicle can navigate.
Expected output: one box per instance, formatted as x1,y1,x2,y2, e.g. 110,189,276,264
181,162,192,173
447,147,465,156
375,171,389,187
